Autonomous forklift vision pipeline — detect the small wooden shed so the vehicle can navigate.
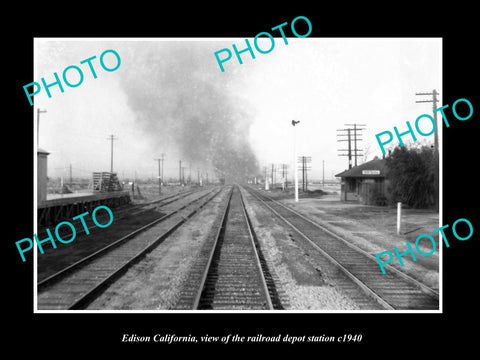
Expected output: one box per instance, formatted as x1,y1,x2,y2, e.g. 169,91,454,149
37,148,50,203
335,157,389,205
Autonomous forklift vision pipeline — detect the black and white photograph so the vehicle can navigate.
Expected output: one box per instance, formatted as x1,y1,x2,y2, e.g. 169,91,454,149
32,37,442,312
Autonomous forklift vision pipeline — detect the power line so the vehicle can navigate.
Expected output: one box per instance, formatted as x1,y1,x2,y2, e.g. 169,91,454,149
181,166,187,185
154,154,165,194
297,156,311,192
179,160,183,185
415,89,439,154
416,89,439,212
279,163,288,190
337,124,366,168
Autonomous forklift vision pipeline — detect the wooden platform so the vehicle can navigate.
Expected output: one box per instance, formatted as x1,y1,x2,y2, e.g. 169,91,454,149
38,191,131,226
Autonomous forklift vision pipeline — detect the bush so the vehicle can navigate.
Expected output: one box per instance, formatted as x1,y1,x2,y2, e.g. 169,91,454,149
385,146,438,209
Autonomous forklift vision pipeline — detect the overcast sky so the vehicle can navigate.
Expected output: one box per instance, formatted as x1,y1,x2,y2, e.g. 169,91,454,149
34,38,441,181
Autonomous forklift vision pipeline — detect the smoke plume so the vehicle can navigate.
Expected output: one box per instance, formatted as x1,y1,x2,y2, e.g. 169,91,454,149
118,41,259,182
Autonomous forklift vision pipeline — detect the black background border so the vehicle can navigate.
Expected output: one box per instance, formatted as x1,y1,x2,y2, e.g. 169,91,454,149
5,4,478,355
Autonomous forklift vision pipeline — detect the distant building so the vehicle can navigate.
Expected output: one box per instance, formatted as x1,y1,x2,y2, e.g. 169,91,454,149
335,156,388,205
38,148,50,203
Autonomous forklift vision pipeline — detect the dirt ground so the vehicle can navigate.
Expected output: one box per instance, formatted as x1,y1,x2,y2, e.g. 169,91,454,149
256,184,440,291
241,187,364,310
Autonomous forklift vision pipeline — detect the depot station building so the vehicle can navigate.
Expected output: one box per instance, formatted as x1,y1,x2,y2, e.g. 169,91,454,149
335,156,389,205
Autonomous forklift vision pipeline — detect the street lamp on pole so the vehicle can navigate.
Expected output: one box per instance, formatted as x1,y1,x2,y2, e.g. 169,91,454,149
292,120,300,202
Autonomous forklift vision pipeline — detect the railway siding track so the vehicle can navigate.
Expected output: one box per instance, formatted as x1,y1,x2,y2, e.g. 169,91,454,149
174,185,281,310
244,186,439,310
37,187,222,310
39,188,200,241
37,187,215,283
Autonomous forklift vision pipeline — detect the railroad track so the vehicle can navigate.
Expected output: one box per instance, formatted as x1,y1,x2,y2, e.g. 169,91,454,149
174,185,282,310
37,187,215,281
37,187,222,310
244,186,439,310
38,187,201,241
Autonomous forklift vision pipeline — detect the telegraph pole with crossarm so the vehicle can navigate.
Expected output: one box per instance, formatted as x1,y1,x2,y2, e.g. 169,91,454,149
416,89,440,211
337,124,365,169
416,89,439,155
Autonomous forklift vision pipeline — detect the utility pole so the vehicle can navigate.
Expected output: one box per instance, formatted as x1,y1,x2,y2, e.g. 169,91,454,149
298,156,311,192
292,120,300,202
160,153,165,185
416,89,440,211
302,157,305,192
304,157,308,192
279,163,288,190
416,90,439,154
181,167,186,186
37,108,47,147
337,124,365,169
154,157,162,194
271,164,275,189
179,160,182,185
322,160,325,188
306,157,311,191
348,129,352,168
107,134,118,173
69,164,72,186
264,166,269,190
345,123,366,167
189,163,192,185
338,128,352,169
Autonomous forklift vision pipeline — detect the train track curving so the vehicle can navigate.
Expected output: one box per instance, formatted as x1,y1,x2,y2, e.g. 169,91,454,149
174,185,282,310
244,186,439,310
37,187,222,310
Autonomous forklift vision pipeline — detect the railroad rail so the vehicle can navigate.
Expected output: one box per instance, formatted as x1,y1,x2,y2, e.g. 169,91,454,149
174,185,281,310
38,187,201,241
37,187,214,281
37,187,222,310
244,186,439,310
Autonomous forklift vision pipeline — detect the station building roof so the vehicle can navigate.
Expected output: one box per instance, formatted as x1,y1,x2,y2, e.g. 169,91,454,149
335,156,387,178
